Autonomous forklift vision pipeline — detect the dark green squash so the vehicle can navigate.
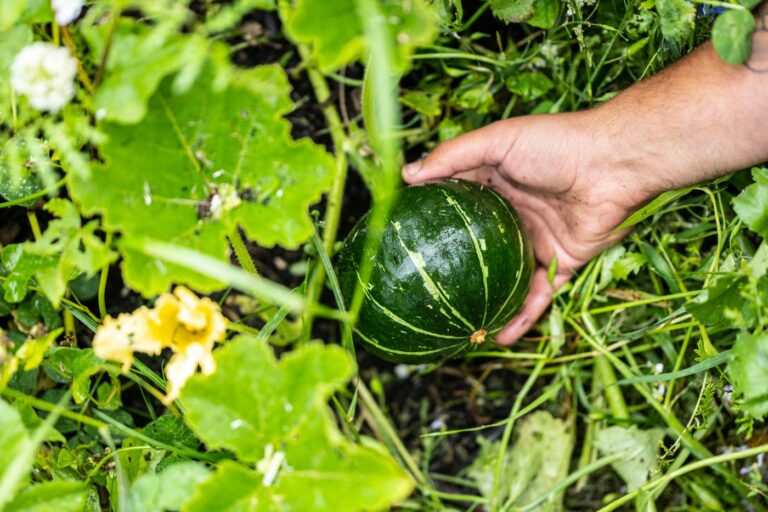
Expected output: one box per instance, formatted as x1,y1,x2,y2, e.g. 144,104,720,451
337,179,534,363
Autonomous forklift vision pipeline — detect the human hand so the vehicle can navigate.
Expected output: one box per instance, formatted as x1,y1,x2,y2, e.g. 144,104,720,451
401,111,659,344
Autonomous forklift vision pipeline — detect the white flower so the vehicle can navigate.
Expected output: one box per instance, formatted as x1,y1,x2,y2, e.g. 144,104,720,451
10,43,77,113
51,0,84,25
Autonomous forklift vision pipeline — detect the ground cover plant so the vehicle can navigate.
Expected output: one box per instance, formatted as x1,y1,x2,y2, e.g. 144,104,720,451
1,0,767,510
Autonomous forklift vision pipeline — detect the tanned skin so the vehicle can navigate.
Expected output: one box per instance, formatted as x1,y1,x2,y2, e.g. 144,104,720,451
402,5,768,343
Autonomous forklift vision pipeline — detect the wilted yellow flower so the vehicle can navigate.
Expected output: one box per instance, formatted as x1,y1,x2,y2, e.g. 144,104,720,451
93,286,228,402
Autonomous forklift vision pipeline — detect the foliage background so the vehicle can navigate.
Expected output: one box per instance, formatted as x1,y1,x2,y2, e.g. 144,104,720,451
1,0,767,510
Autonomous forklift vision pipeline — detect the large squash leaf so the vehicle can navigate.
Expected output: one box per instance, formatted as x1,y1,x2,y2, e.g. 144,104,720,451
69,64,334,296
5,481,88,512
83,19,210,124
180,336,414,511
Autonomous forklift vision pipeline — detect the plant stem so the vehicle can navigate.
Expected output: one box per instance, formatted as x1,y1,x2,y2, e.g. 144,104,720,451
27,211,42,240
228,227,258,275
517,452,625,512
358,379,426,485
491,345,553,510
94,7,122,88
2,387,104,429
61,27,94,94
98,232,112,319
296,43,350,341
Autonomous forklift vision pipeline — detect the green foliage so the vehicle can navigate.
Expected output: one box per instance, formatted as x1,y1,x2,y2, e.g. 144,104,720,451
281,0,437,72
44,348,105,404
490,0,559,26
1,199,114,307
205,0,277,32
181,336,414,511
128,462,210,511
0,26,32,123
712,9,756,64
506,72,554,102
595,425,664,490
82,20,211,124
490,0,538,23
656,0,695,44
469,411,574,509
733,168,768,238
69,65,334,296
5,481,88,512
729,332,768,418
0,400,31,501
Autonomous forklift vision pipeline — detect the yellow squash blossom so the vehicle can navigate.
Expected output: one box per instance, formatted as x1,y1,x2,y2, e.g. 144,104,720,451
93,286,228,402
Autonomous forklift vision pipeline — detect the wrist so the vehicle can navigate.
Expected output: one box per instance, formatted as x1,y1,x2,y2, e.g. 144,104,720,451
573,107,668,210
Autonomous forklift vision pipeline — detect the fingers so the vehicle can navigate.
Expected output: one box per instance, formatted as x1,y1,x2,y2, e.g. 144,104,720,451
402,121,515,184
494,268,571,345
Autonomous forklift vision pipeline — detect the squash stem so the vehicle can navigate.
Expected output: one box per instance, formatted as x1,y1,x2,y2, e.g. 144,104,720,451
295,44,350,342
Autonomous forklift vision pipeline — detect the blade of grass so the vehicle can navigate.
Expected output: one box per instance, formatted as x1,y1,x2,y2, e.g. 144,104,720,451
611,350,732,386
127,238,347,321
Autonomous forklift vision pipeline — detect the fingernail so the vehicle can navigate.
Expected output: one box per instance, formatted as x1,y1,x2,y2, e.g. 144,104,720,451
403,160,423,176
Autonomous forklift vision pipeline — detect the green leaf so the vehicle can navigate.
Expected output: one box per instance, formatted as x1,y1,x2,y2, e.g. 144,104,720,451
400,90,442,117
613,252,647,281
6,481,88,512
616,185,696,230
83,19,210,124
1,244,56,303
733,167,768,238
712,9,756,65
0,0,28,30
469,411,574,509
17,328,62,371
16,293,61,329
687,273,755,328
14,401,65,443
0,0,50,30
281,0,437,73
0,26,32,125
729,331,768,418
490,0,535,22
594,425,664,490
0,153,44,205
128,462,210,511
505,72,554,102
0,199,114,307
142,415,199,449
527,0,559,28
181,337,353,460
205,0,276,32
44,348,105,404
70,65,334,296
656,0,695,44
751,241,768,279
181,335,414,511
0,399,31,501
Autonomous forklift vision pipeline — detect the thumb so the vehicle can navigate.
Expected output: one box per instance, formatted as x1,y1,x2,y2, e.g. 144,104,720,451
402,120,516,184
